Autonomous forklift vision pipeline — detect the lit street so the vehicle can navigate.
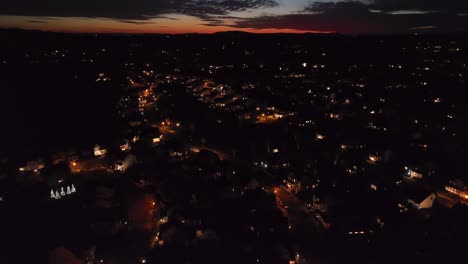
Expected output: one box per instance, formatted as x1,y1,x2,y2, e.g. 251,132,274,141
272,186,330,264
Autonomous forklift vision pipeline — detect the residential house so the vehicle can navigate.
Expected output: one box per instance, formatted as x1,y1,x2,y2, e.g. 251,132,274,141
445,179,468,199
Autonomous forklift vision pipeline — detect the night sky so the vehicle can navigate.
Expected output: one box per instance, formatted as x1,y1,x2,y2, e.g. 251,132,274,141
0,0,467,34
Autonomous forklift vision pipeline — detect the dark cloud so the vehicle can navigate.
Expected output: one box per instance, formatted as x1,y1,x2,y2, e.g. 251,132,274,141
181,0,277,16
199,15,243,26
303,1,372,15
230,0,468,33
0,0,277,20
41,17,64,21
25,20,48,24
118,20,155,25
304,0,468,14
153,16,180,21
370,0,468,13
0,0,161,19
171,0,277,23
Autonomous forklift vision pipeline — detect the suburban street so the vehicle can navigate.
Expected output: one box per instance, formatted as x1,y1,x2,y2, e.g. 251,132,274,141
272,186,330,264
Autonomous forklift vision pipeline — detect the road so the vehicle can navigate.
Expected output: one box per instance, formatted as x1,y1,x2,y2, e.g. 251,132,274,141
97,191,157,264
128,193,157,231
70,158,112,174
190,145,233,160
272,186,328,264
436,190,468,207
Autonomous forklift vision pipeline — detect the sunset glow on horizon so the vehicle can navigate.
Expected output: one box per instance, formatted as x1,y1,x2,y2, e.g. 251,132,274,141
0,15,331,34
0,1,467,34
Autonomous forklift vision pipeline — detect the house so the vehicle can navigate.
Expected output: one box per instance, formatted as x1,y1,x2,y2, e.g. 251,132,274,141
367,153,381,164
140,126,162,147
401,152,434,181
407,189,437,210
93,144,108,157
119,138,131,152
315,133,325,140
166,140,190,160
445,179,468,199
49,246,85,264
402,165,424,180
268,151,291,169
124,129,140,144
283,174,301,193
114,154,137,173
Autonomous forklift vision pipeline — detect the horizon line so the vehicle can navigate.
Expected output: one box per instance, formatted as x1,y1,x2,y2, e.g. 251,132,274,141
1,27,467,36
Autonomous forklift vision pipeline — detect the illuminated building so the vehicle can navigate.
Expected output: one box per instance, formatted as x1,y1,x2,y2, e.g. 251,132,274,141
445,179,468,199
404,166,424,179
94,145,107,157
